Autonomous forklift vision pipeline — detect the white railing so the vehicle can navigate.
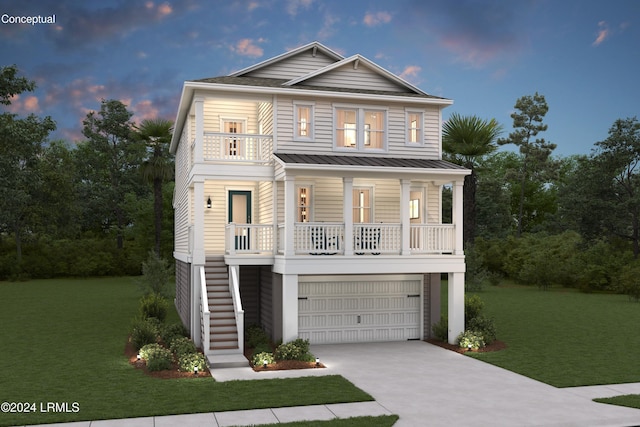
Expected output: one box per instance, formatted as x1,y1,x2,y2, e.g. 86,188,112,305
202,132,271,163
228,266,244,354
353,223,401,255
294,222,345,255
409,224,455,253
225,224,274,254
199,266,210,355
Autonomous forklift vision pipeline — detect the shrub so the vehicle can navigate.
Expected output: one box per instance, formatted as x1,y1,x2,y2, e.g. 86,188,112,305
170,337,197,359
178,352,207,372
130,318,160,350
139,293,168,322
139,343,163,360
251,351,275,367
251,342,273,357
245,324,270,348
467,316,497,345
457,330,485,351
274,338,311,361
137,250,173,297
465,294,484,322
144,345,173,371
616,263,640,302
431,314,448,341
160,322,189,346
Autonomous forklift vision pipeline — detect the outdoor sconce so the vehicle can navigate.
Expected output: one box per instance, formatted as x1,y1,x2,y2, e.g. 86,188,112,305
206,197,212,209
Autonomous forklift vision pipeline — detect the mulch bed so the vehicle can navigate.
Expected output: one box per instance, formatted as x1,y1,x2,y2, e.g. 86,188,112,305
124,338,211,379
244,347,326,372
426,338,507,354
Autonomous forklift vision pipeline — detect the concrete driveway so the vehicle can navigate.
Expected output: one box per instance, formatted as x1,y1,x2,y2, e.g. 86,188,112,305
311,341,640,427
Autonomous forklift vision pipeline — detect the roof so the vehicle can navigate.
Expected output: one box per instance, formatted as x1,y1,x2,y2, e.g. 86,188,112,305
274,153,469,171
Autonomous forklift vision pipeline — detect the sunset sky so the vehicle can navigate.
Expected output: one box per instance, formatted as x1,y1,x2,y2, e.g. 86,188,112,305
1,0,638,155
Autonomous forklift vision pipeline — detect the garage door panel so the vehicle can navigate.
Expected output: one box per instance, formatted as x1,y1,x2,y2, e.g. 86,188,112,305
299,277,422,344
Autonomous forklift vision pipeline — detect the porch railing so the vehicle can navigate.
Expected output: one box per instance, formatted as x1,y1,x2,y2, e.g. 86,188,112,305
409,224,455,253
225,223,274,255
199,266,210,355
201,132,272,163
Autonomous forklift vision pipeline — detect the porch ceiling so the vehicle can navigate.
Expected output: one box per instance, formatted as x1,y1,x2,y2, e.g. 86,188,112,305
274,153,471,180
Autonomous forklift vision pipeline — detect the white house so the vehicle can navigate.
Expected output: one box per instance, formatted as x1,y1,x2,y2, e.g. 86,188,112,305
169,42,470,361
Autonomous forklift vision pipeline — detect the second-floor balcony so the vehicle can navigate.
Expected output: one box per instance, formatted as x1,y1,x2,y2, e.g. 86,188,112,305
225,222,455,257
196,132,273,164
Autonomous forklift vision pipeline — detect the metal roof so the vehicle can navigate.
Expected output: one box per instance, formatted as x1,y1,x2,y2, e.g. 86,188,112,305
274,153,468,170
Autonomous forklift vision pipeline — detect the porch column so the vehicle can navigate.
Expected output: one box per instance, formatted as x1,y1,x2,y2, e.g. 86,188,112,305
447,272,465,344
400,179,411,255
452,180,464,255
343,177,354,256
283,176,295,257
281,274,299,343
194,96,204,164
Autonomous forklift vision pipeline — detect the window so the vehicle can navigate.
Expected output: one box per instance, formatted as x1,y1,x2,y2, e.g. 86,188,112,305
297,186,312,222
353,188,372,223
406,110,424,144
294,102,314,140
335,106,386,151
223,119,244,156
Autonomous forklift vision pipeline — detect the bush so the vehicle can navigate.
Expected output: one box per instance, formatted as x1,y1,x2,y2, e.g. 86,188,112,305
245,324,270,348
178,352,207,373
467,316,497,345
160,322,189,346
616,263,640,302
431,314,448,341
274,338,311,361
143,345,173,371
170,337,197,359
252,342,273,357
130,318,160,350
457,330,485,351
139,294,168,322
137,251,173,297
465,295,484,322
251,351,275,367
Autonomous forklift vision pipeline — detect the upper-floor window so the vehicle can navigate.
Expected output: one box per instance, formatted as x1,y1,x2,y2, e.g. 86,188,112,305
294,102,314,141
335,106,387,151
406,110,424,145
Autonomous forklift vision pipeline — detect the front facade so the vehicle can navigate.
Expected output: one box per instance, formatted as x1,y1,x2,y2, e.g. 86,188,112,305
170,42,470,358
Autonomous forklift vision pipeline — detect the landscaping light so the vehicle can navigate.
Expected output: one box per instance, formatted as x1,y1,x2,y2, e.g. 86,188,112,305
194,366,198,375
315,357,320,367
206,197,212,209
263,359,268,369
136,353,141,361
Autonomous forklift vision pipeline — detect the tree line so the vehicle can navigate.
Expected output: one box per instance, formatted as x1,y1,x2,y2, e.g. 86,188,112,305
443,92,640,296
0,66,174,280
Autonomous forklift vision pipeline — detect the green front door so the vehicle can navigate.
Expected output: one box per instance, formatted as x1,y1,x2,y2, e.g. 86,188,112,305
228,191,251,250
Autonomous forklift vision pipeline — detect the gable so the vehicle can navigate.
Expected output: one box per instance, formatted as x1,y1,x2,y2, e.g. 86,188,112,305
298,62,412,93
243,50,339,80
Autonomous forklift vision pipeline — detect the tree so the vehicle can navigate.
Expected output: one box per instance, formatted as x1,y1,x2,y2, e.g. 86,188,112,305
561,118,640,258
77,99,145,249
443,113,502,245
135,118,174,256
0,65,56,264
498,93,556,236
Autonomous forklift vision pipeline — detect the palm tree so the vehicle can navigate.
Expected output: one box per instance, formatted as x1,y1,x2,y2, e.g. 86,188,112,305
136,118,174,256
443,113,502,245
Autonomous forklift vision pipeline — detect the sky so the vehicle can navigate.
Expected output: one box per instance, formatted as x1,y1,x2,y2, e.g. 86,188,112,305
0,0,638,156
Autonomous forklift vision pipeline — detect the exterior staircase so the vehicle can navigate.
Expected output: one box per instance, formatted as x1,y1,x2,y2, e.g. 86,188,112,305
204,257,247,369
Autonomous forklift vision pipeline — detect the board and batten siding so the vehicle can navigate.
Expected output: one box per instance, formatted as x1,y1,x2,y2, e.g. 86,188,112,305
175,259,191,333
244,50,338,80
274,96,441,159
260,267,273,338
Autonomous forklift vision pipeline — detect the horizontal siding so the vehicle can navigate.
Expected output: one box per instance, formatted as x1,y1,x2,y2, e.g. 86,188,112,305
203,98,259,133
174,125,192,255
304,63,409,93
246,50,337,80
426,183,441,224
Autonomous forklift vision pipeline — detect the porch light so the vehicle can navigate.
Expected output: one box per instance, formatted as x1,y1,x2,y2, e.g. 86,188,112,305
206,197,212,209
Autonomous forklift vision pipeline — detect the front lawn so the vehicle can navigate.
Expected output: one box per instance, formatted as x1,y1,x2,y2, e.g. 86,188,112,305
459,283,640,387
0,278,372,426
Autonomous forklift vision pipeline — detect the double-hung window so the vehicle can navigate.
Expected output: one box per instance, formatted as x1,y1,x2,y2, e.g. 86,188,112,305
296,186,312,222
335,106,387,151
352,188,372,223
294,102,314,141
406,109,424,145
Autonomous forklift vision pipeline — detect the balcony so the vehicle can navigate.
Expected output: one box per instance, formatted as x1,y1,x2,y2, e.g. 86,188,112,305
225,222,455,257
194,132,272,164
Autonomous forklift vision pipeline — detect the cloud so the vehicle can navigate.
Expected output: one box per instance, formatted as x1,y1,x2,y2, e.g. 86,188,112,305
592,21,610,46
286,0,313,17
232,38,265,57
363,11,392,27
400,65,421,80
6,94,41,114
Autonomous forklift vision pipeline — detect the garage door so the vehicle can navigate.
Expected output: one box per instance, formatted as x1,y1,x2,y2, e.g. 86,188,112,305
298,276,422,344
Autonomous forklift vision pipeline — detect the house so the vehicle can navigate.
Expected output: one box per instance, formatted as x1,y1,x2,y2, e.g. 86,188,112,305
169,42,470,361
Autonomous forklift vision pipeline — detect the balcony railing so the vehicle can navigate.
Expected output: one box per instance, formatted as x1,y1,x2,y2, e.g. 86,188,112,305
225,224,274,255
273,223,455,256
199,132,272,163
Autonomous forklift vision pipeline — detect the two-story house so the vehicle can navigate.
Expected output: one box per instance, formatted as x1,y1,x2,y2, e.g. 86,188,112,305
170,42,470,363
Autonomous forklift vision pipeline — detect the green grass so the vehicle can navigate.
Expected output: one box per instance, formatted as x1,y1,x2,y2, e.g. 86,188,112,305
458,283,640,387
595,395,640,410
0,278,373,426
246,415,399,426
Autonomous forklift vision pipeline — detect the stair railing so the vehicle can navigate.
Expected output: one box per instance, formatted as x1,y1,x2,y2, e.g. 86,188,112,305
228,265,245,354
199,266,211,355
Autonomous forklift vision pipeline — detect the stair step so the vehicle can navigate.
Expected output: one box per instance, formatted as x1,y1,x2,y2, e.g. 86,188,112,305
207,354,247,369
211,325,237,333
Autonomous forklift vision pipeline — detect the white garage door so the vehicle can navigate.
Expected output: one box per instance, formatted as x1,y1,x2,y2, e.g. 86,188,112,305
298,276,422,344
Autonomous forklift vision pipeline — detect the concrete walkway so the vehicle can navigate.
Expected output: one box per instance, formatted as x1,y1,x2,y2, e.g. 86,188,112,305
18,341,640,427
